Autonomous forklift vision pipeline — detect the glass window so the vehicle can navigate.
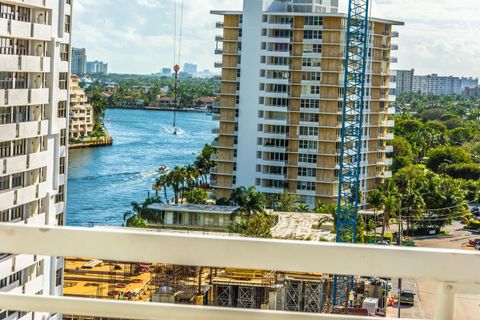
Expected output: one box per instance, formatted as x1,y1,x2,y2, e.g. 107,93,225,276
0,141,10,158
11,173,23,188
0,107,11,124
0,175,9,191
11,206,23,220
0,72,13,89
0,37,14,55
0,3,15,20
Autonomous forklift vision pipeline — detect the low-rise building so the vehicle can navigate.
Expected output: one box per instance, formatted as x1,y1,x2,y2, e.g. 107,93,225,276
70,75,94,140
193,97,215,110
147,204,240,231
464,86,480,98
149,97,176,109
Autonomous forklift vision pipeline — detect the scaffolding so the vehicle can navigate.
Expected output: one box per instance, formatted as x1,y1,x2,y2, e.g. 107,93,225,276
303,281,326,313
237,286,257,309
216,285,234,307
284,281,302,312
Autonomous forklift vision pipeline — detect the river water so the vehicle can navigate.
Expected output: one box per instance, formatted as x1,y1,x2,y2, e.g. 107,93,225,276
66,108,217,227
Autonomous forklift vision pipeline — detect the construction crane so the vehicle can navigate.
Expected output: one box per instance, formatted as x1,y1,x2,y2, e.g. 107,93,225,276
333,0,371,306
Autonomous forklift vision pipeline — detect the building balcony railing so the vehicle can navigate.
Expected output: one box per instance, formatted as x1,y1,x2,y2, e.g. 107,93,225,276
0,224,478,320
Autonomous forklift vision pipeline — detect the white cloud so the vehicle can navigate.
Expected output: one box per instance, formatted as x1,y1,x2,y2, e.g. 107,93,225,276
135,0,164,8
73,0,480,76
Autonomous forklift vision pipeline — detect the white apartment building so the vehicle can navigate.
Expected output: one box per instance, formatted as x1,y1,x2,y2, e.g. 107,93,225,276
0,1,72,320
413,74,463,96
211,0,400,207
395,69,414,95
69,74,93,140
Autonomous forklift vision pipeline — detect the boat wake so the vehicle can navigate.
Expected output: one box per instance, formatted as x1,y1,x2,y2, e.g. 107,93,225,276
163,126,185,136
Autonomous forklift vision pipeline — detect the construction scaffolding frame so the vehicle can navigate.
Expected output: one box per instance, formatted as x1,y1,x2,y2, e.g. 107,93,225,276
216,285,234,307
284,281,302,312
237,286,257,309
303,281,326,313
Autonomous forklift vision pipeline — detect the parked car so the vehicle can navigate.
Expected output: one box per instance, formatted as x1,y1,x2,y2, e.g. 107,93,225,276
475,242,480,251
468,238,480,246
399,290,415,306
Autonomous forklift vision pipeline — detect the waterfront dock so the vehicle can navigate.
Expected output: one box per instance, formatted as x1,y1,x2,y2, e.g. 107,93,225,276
69,137,113,150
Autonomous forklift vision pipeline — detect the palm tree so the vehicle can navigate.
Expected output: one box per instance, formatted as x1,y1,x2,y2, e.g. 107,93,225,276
232,186,266,217
168,167,184,204
401,185,425,235
367,189,384,243
154,174,169,203
297,203,310,213
381,195,399,241
184,165,200,191
380,180,399,241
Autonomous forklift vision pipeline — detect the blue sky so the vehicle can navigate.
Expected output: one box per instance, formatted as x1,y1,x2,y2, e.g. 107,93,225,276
73,0,480,77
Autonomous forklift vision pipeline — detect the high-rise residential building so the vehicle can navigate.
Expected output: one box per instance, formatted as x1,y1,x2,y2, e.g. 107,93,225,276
0,1,72,319
71,48,87,75
210,0,401,206
183,63,198,75
396,69,415,95
162,67,172,77
86,60,108,74
461,77,479,89
69,75,94,140
412,74,463,96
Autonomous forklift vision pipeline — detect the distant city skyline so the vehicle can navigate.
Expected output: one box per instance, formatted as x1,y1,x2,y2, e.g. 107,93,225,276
73,0,480,76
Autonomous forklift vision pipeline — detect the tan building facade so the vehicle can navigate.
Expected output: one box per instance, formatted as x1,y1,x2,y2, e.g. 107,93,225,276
211,0,401,207
69,75,93,139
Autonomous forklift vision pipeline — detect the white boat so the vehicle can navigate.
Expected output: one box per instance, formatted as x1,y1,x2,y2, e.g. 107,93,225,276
157,165,170,174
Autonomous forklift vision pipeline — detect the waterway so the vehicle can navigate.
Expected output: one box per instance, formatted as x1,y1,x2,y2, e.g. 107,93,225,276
66,108,217,227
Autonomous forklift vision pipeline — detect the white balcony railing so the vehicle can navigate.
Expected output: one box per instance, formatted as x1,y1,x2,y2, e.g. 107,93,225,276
0,224,478,320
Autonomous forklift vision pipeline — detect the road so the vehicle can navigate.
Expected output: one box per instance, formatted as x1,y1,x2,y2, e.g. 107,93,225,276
386,222,480,319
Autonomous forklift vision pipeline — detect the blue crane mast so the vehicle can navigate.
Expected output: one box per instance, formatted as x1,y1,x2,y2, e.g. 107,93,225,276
333,0,371,306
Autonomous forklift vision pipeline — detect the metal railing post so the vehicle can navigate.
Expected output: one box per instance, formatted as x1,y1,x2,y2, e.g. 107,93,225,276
433,282,455,320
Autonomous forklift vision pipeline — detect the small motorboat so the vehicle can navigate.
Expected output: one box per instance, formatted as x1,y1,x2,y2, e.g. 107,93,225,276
157,165,170,174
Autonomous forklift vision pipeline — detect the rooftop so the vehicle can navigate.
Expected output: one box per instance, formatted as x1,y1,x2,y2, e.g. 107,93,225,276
210,11,404,26
148,203,240,214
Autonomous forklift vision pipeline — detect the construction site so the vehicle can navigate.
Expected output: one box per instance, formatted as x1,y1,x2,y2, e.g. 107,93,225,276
63,257,392,319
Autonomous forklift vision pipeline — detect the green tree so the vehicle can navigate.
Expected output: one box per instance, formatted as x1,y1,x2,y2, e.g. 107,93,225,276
450,127,474,146
154,174,170,203
91,93,108,126
278,193,298,212
439,163,480,181
426,146,472,172
167,167,185,204
194,144,217,184
238,214,275,238
123,196,162,227
232,186,266,217
297,203,310,213
367,189,384,242
380,181,399,241
185,188,209,205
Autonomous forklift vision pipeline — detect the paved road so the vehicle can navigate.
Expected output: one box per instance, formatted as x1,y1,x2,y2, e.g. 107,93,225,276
386,223,480,319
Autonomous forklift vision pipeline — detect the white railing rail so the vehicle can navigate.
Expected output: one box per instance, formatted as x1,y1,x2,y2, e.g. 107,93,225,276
0,224,479,320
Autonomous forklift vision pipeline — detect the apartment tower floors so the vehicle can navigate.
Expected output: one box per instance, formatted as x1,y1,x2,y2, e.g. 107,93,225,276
211,0,402,207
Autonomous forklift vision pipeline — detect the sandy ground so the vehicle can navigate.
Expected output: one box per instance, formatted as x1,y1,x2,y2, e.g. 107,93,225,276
386,222,480,319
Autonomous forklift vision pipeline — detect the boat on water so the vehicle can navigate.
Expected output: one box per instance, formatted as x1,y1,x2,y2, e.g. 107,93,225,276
157,165,170,174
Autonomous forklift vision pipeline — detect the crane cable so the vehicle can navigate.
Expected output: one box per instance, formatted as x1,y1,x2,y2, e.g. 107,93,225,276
173,0,184,67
